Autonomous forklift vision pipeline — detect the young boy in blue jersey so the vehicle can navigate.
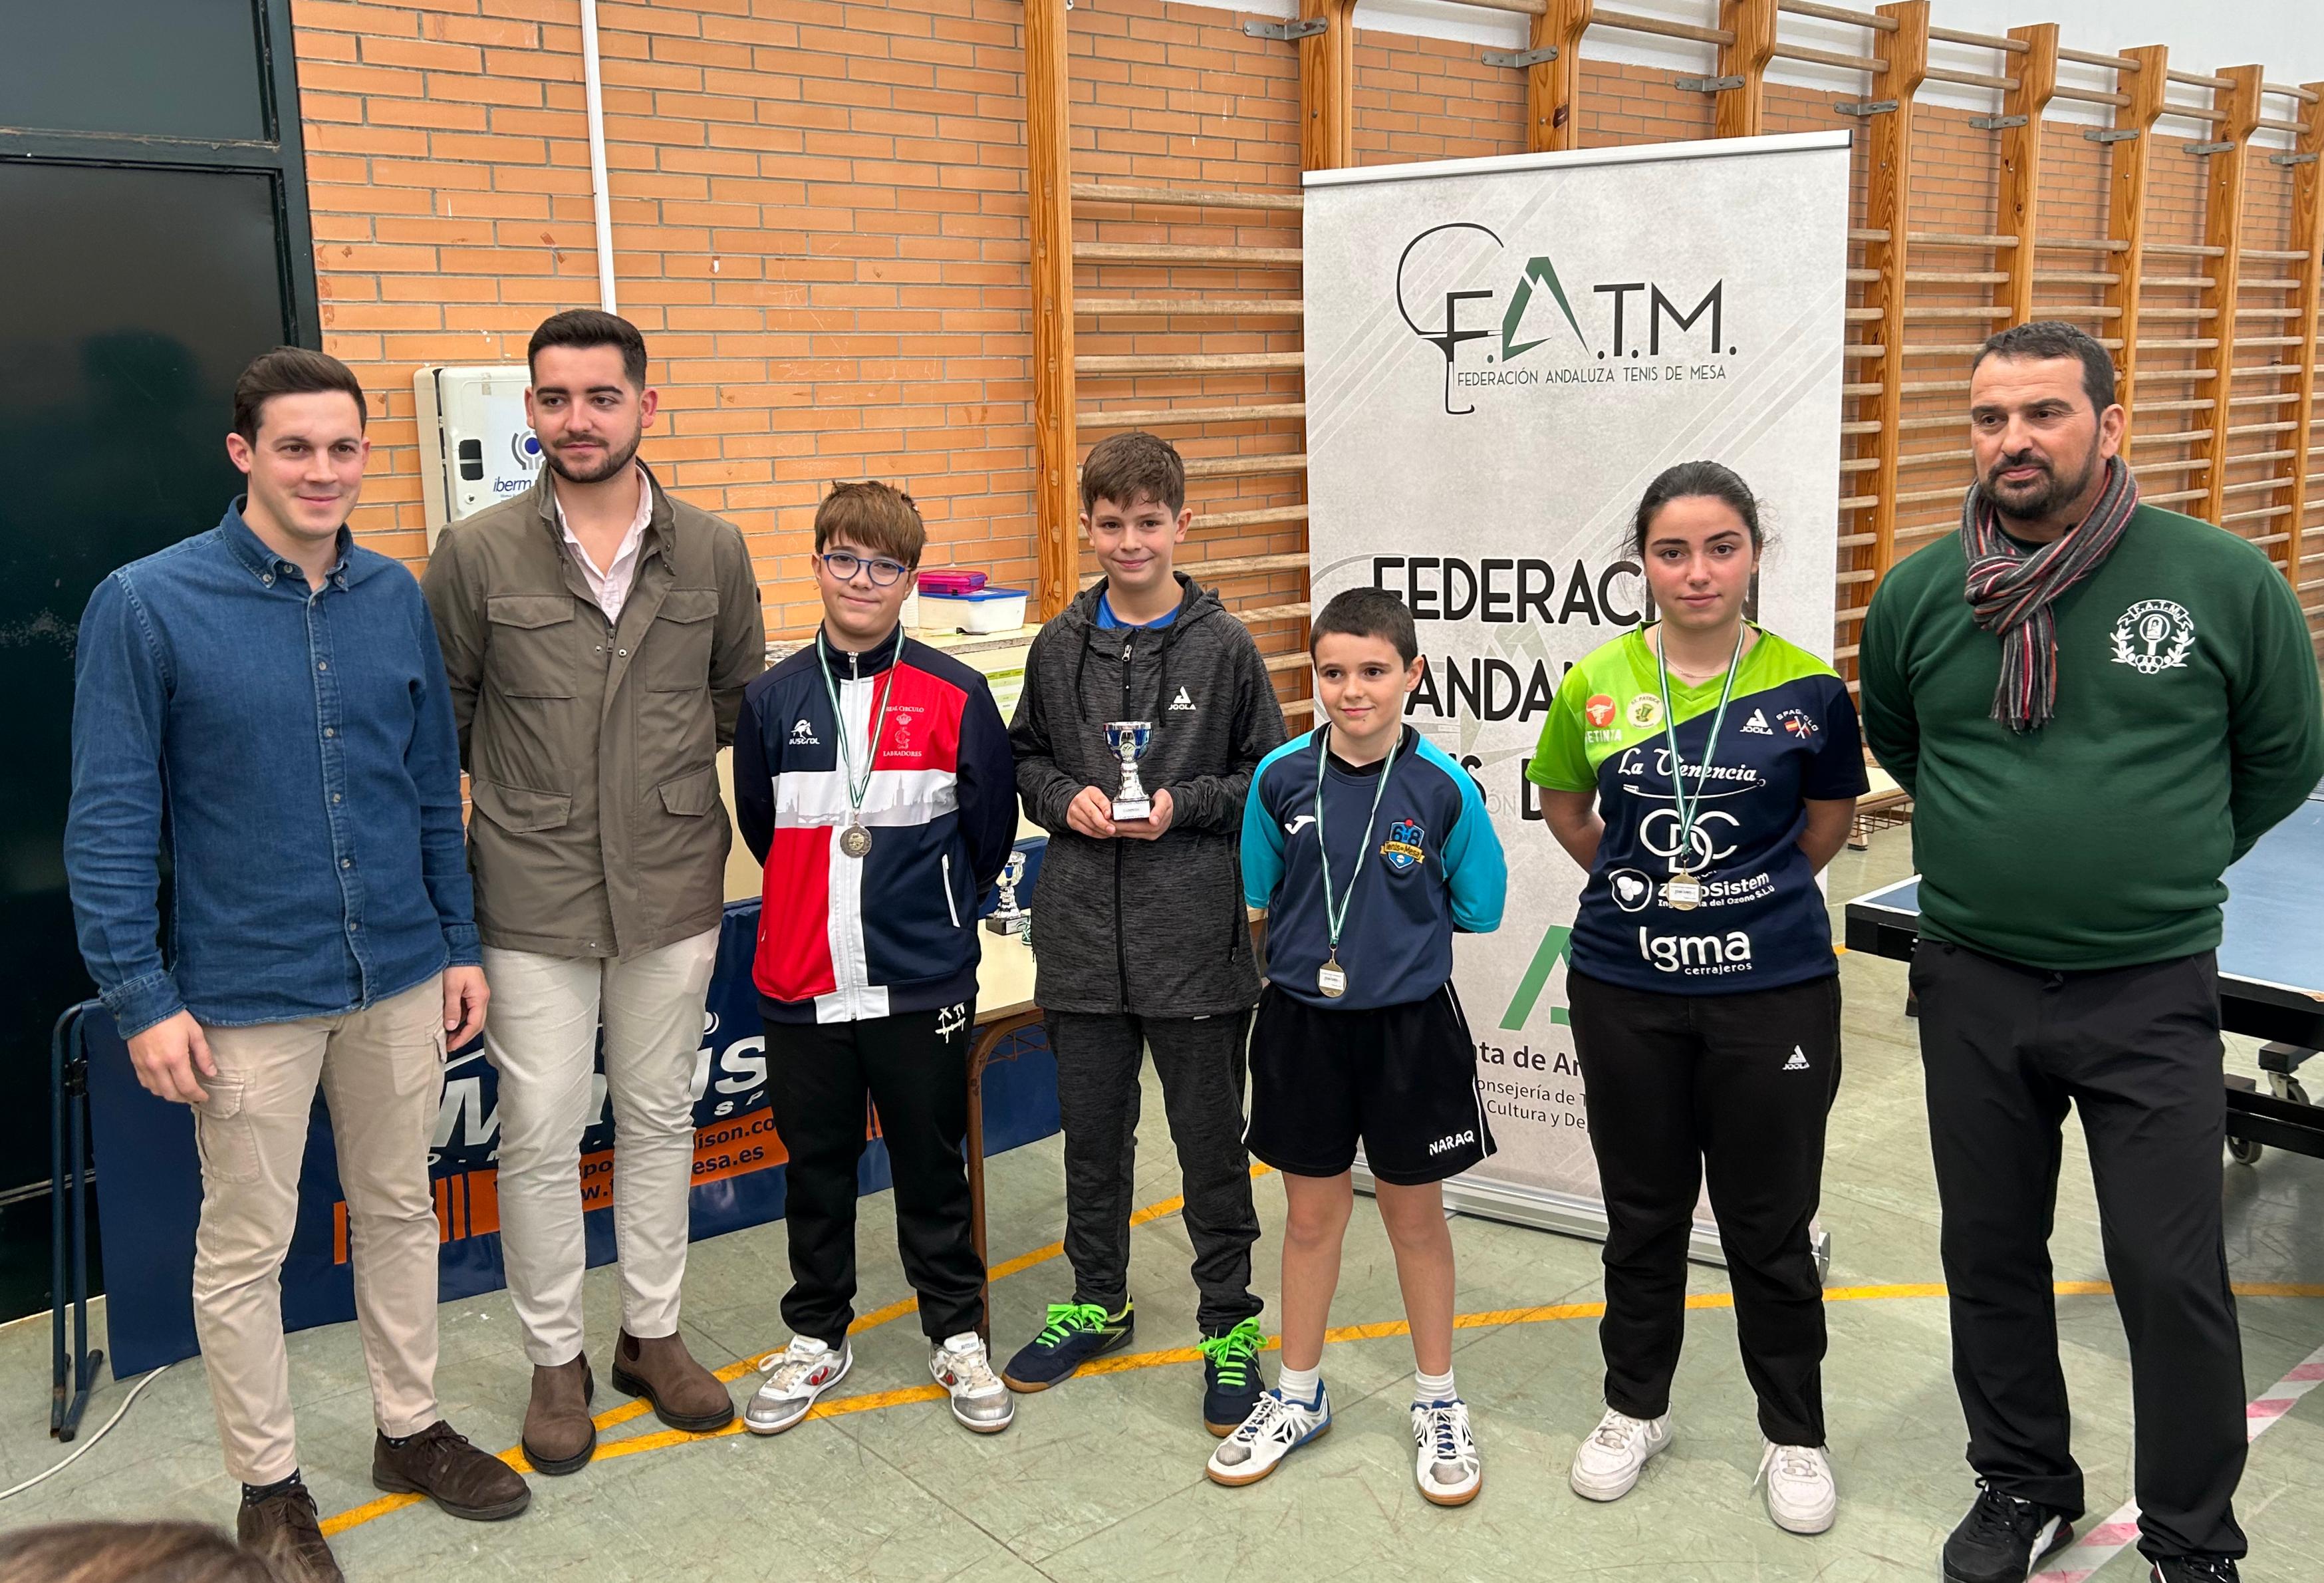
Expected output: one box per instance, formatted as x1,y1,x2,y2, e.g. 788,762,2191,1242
1209,588,1507,1505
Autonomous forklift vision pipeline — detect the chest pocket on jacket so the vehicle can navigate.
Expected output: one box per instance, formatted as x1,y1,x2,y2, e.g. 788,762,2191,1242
485,595,578,699
646,589,719,691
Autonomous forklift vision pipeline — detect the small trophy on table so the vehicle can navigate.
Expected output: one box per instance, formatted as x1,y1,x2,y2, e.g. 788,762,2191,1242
985,849,1030,936
1105,720,1154,823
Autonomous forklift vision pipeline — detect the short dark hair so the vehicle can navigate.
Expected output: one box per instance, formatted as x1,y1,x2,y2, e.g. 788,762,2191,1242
1971,319,2118,418
1310,587,1418,667
527,309,648,389
0,1519,285,1582
815,481,927,567
1080,430,1186,517
1630,460,1765,557
232,347,366,444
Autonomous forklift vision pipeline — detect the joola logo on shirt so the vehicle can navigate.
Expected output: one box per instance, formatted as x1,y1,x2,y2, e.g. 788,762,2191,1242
1380,819,1427,872
1741,708,1773,735
1169,686,1197,711
790,718,820,745
1637,927,1754,974
1428,1129,1478,1157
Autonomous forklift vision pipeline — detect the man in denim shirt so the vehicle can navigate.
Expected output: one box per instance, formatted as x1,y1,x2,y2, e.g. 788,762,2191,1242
65,349,529,1581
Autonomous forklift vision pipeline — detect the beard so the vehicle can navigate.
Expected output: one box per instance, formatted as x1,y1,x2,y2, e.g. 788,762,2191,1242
543,426,642,485
1980,441,2100,523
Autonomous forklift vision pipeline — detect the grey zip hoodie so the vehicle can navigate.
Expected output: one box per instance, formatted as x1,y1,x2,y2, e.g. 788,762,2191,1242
1009,574,1287,1016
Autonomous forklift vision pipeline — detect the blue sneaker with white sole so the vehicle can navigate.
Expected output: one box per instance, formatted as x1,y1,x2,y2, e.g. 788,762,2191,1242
1001,1300,1134,1392
1198,1318,1267,1436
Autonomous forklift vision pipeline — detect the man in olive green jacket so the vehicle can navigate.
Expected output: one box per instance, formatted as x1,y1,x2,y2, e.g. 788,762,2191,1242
422,311,764,1475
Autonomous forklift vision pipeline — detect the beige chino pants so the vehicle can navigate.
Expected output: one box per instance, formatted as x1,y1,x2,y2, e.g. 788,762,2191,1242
191,976,447,1485
481,929,719,1367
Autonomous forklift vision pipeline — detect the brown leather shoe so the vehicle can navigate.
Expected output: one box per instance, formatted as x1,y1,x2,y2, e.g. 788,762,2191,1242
237,1483,345,1583
372,1420,531,1520
522,1355,596,1476
610,1330,735,1433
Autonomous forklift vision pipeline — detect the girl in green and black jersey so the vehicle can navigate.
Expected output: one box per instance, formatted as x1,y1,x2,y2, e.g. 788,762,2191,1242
1527,462,1867,1537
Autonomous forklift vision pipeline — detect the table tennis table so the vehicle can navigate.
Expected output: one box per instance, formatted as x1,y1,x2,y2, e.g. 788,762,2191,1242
1844,788,2324,1162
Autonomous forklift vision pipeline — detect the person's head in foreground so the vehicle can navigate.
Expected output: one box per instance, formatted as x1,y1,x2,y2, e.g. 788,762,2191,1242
0,1520,283,1583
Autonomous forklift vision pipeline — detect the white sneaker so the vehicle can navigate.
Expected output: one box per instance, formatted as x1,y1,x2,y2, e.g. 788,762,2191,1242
1411,1397,1481,1507
745,1336,851,1435
1569,1407,1671,1501
1757,1441,1837,1534
931,1333,1014,1434
1206,1384,1331,1487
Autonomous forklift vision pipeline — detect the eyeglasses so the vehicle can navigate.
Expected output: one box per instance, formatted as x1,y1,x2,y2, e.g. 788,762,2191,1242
818,549,911,587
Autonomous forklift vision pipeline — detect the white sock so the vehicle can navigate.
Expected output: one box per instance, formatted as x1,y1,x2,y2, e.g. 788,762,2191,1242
1276,1362,1323,1409
1414,1366,1456,1407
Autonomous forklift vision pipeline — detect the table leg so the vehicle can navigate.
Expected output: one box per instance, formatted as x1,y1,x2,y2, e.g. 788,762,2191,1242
964,1012,1043,1346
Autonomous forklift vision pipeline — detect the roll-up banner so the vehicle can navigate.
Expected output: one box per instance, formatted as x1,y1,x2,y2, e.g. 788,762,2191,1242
89,883,1063,1378
1301,132,1852,1260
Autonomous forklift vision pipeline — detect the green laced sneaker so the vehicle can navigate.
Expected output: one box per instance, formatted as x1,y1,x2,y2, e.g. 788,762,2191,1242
1199,1317,1269,1435
1001,1299,1134,1392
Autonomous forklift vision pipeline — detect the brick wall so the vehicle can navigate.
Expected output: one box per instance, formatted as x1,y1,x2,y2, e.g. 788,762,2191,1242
291,0,2321,650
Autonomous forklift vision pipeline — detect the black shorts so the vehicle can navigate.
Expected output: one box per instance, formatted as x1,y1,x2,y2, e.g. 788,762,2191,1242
1245,983,1495,1187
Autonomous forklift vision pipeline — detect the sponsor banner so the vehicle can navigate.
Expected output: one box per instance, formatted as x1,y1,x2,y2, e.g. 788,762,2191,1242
89,889,1061,1378
1303,134,1849,1235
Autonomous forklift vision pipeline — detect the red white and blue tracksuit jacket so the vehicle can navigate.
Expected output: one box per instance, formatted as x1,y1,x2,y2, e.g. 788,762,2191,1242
733,629,1017,1024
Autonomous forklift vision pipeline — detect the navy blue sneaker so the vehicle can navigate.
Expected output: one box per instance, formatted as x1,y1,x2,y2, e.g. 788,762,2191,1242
1199,1318,1267,1436
1001,1300,1134,1391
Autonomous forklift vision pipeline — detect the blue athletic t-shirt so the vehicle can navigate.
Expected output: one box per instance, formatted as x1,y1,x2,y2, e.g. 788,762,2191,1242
1243,725,1507,1010
1527,625,1868,994
1096,594,1178,630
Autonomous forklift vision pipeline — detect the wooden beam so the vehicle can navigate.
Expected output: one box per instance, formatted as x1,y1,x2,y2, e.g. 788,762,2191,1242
1864,1,1930,602
1531,0,1594,152
1297,0,1359,171
2105,45,2171,460
1024,0,1076,621
2279,82,2324,584
1714,0,1777,140
1995,24,2059,327
2197,65,2265,527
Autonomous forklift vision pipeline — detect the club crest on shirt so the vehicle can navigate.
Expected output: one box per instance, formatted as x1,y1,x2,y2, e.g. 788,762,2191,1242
2110,598,2196,675
1625,694,1664,729
1585,693,1618,728
1380,818,1427,872
1777,707,1818,740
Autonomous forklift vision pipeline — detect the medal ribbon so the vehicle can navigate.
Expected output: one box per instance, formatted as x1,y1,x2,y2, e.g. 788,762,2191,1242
816,627,905,825
1314,724,1397,959
1651,625,1746,875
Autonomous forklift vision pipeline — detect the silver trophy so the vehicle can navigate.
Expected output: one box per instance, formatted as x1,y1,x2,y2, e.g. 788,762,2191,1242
1105,720,1154,822
984,849,1030,936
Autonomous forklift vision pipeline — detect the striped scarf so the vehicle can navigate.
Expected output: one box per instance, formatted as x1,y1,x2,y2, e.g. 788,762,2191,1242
1958,454,2139,733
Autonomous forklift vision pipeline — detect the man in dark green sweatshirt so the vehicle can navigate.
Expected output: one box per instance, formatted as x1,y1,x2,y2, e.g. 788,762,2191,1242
1861,321,2323,1583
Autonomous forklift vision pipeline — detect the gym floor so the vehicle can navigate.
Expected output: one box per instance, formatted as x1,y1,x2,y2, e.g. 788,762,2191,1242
2,825,2319,1581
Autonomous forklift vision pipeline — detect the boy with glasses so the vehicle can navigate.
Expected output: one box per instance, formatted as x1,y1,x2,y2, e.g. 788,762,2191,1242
729,483,1019,1435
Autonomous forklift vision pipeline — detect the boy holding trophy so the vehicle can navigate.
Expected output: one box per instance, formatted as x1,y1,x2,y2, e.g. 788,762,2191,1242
1003,431,1288,1434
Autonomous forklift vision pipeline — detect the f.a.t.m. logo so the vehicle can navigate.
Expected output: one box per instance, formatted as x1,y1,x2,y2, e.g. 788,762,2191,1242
1393,222,1734,415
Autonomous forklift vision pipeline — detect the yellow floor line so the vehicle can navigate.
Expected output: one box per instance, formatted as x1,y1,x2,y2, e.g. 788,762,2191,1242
319,1168,2321,1540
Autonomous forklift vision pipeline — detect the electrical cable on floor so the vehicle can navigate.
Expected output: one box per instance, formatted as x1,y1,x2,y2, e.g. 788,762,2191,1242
0,1364,173,1502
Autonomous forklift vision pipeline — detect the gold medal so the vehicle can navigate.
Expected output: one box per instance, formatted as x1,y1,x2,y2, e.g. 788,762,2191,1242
839,821,873,859
1662,873,1703,910
1317,954,1348,999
